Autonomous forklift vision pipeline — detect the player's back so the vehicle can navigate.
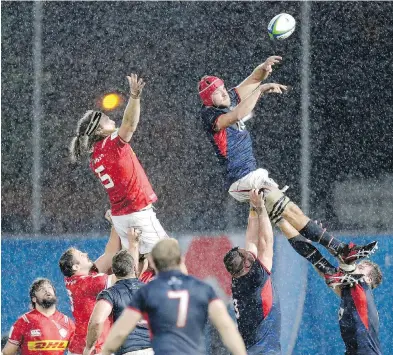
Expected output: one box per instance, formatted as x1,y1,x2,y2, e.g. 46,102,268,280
231,256,281,354
64,273,111,354
340,282,381,355
129,270,218,355
90,131,157,215
97,279,151,354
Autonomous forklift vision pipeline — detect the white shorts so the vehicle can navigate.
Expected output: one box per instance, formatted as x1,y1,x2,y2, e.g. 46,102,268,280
123,348,154,355
228,168,278,202
111,207,168,254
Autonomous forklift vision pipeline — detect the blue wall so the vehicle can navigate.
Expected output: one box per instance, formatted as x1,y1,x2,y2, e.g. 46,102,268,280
2,235,392,354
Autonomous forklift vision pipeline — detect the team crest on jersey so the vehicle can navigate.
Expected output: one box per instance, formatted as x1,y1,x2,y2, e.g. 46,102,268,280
30,329,41,337
168,276,182,286
59,328,68,338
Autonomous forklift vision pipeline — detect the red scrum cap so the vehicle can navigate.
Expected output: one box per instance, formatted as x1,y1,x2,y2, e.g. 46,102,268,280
198,76,224,106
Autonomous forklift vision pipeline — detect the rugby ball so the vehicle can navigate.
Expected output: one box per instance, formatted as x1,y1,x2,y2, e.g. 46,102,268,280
268,13,296,40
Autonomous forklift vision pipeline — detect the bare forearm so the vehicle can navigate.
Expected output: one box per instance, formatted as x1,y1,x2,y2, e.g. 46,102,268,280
218,323,247,355
101,332,128,355
128,243,139,275
246,209,260,247
122,97,140,132
258,209,274,246
85,322,103,349
233,86,262,120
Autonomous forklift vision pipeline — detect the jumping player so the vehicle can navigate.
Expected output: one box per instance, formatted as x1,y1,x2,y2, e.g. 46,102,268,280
101,239,247,355
223,189,281,355
3,278,75,355
279,219,382,355
198,57,378,273
69,73,167,255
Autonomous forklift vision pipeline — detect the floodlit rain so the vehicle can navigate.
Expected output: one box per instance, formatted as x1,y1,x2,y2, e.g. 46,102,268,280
2,2,392,355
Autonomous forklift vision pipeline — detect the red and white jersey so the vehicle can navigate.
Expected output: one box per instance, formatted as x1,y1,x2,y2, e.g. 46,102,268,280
90,131,158,216
8,309,75,355
64,272,111,354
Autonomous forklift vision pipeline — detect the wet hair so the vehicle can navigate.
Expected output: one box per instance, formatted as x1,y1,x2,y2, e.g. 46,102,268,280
58,248,78,277
29,278,56,309
151,239,181,272
223,247,246,276
69,110,104,163
359,260,383,289
112,250,136,278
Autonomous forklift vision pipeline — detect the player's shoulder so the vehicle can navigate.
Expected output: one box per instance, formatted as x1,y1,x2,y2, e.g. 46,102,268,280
15,310,37,324
54,311,74,325
183,274,214,291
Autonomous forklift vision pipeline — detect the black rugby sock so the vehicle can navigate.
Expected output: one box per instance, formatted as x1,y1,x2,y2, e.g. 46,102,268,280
299,221,347,256
288,235,336,274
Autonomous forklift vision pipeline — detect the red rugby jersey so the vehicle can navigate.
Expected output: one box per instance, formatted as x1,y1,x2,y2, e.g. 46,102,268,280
90,131,157,216
8,309,75,355
64,272,111,354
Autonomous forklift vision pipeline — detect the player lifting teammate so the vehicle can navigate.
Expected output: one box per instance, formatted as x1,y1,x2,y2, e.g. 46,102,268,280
223,190,281,355
70,73,167,258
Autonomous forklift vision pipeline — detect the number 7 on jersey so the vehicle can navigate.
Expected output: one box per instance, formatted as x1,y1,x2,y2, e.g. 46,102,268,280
168,290,189,328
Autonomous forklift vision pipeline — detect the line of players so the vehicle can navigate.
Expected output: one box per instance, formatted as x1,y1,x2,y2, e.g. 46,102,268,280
3,57,383,355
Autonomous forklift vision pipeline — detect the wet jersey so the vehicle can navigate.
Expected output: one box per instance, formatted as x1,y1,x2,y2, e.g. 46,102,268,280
97,279,151,354
8,309,75,355
200,88,257,187
139,269,155,284
64,272,111,354
90,131,157,216
129,270,218,355
339,281,381,355
231,256,281,354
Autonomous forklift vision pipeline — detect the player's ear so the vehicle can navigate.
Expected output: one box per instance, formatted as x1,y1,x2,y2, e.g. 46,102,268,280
72,264,80,272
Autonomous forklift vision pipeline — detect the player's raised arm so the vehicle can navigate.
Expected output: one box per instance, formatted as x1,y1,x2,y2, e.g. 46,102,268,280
95,223,122,273
208,299,247,355
249,189,274,272
215,83,287,131
235,56,282,100
118,73,146,143
101,308,142,355
126,228,140,276
83,299,113,355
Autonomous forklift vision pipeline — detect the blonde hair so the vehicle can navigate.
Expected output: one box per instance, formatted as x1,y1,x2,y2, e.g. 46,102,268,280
151,238,181,272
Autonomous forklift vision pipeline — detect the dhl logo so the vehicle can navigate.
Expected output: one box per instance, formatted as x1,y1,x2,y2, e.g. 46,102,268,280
28,340,68,351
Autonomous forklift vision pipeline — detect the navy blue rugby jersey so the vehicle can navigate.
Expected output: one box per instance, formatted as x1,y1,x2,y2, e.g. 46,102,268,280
231,255,281,354
97,278,151,354
339,281,381,355
128,270,218,355
200,88,257,187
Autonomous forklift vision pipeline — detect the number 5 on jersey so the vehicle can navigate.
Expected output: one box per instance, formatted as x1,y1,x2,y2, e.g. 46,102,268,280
95,165,114,189
168,290,189,328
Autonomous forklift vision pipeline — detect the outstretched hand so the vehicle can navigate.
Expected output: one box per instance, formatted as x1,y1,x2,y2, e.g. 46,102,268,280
260,83,288,94
126,73,146,99
261,56,282,73
249,189,265,208
127,227,141,247
255,56,282,81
